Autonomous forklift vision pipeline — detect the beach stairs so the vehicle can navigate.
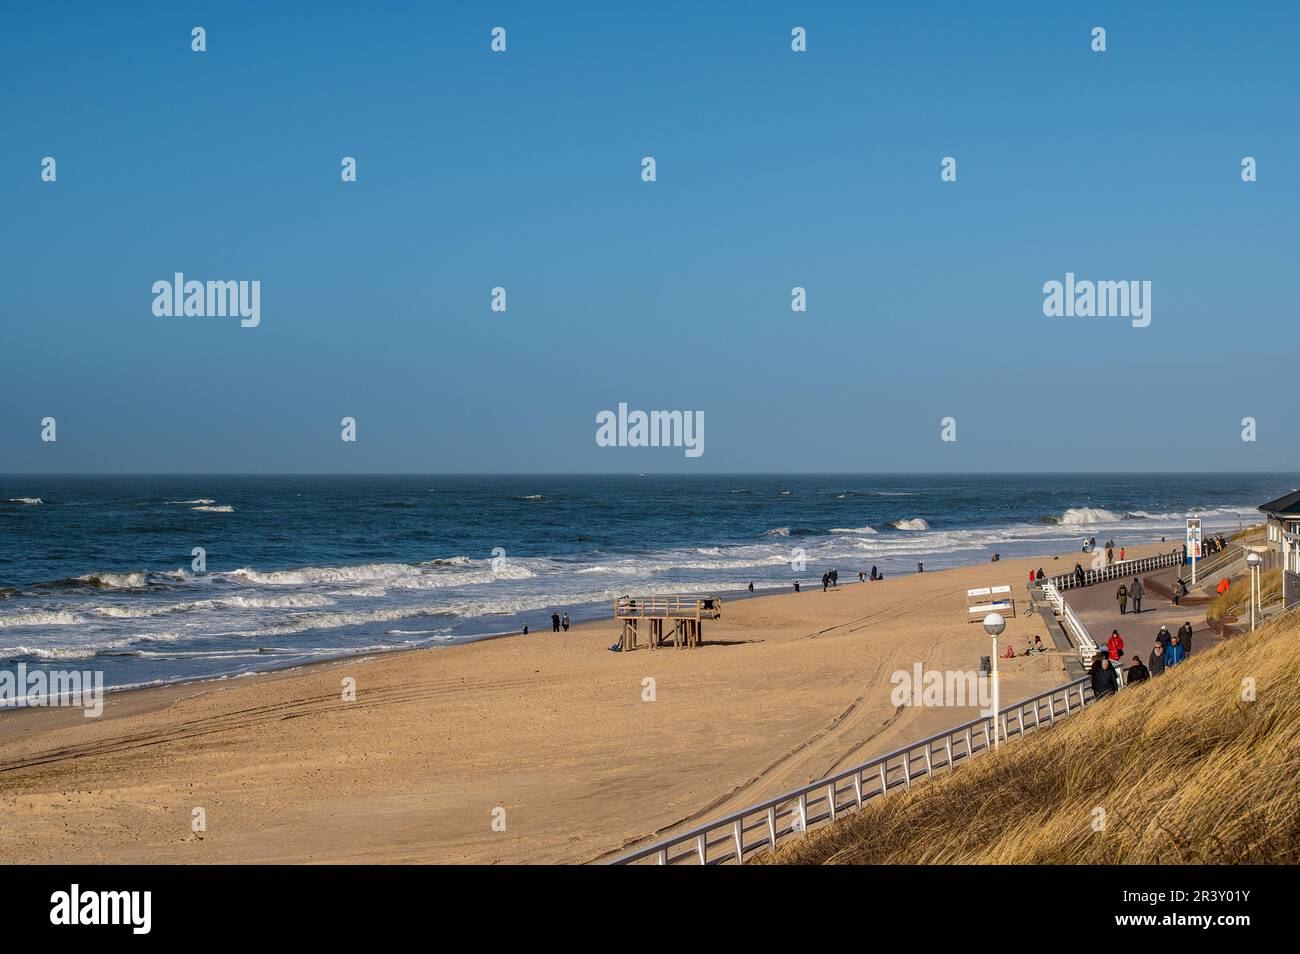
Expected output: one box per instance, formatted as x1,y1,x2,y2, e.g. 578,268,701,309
613,595,722,651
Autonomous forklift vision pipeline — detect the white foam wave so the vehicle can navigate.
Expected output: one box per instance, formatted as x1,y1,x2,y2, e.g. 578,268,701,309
830,526,877,534
890,519,930,531
5,497,43,505
76,572,148,589
1060,507,1121,525
764,527,790,536
193,505,234,512
166,499,215,505
0,610,84,627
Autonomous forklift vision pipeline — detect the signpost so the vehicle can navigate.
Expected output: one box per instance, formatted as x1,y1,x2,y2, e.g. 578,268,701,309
1186,517,1202,585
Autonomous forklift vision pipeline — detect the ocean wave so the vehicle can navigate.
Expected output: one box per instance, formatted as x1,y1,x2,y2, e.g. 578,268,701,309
0,631,182,663
225,563,414,586
4,497,43,505
517,494,543,501
829,526,877,534
75,572,149,590
1059,507,1122,525
890,519,931,531
0,610,85,628
192,505,235,512
166,499,215,505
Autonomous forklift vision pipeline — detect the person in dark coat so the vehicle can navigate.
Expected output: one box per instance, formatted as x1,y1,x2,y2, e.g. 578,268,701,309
1090,655,1119,698
1116,583,1129,614
1074,564,1086,587
1130,576,1143,613
1127,656,1150,684
1156,625,1172,650
1178,621,1194,657
1148,642,1166,676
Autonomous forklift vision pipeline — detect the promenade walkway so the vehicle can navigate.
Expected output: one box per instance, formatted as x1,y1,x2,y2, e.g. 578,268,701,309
1067,566,1221,667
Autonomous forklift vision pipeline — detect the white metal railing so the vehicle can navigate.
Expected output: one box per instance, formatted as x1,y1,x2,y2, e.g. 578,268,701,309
610,676,1095,865
1047,549,1183,592
1061,596,1099,665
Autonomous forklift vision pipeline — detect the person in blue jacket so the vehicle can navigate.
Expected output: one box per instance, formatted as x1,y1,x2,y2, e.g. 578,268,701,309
1165,632,1187,667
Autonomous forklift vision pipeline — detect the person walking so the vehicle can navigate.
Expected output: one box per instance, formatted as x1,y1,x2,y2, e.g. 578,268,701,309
561,612,570,632
1106,629,1125,662
1127,656,1150,684
1091,655,1119,698
1116,583,1129,615
793,580,800,592
1074,563,1086,587
1156,625,1172,650
1120,547,1126,561
1130,576,1143,614
917,562,924,573
551,611,561,633
1178,621,1193,657
1166,633,1187,667
1148,642,1166,676
1106,546,1114,565
822,572,830,592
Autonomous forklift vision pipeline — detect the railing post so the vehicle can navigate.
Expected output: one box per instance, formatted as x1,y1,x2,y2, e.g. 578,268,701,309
945,735,954,770
797,793,808,835
1062,689,1070,716
965,727,974,757
878,762,888,796
923,744,933,778
853,771,863,808
657,848,667,865
902,752,912,790
1047,694,1055,722
1078,684,1087,709
733,820,744,862
827,782,837,821
766,806,777,852
697,834,707,864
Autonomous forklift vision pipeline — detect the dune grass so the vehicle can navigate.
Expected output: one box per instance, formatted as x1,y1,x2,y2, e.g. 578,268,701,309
761,608,1300,864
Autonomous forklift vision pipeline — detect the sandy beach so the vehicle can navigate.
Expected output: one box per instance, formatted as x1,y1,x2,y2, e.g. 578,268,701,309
0,542,1171,864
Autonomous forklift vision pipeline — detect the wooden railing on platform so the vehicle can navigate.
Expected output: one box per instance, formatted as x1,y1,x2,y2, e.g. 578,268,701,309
613,595,722,651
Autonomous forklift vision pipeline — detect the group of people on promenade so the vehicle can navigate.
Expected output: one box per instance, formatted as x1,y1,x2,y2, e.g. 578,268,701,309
1090,621,1195,697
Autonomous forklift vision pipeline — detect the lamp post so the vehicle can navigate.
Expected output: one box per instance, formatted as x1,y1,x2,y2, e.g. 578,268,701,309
1246,551,1262,631
983,612,1006,749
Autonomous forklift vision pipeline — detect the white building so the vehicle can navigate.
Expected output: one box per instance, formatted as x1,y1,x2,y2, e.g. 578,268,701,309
1258,491,1300,607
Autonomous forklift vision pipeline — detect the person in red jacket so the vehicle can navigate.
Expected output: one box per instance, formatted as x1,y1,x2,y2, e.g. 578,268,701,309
1106,629,1125,662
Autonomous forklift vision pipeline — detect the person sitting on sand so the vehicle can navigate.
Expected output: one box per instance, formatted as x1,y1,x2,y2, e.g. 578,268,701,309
1116,583,1129,614
1127,656,1150,684
1148,642,1166,676
1003,643,1016,659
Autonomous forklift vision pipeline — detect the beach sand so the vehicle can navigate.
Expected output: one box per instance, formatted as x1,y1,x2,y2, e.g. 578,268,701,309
0,542,1171,864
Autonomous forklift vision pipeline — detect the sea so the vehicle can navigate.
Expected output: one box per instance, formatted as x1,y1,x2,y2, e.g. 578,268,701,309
0,473,1293,693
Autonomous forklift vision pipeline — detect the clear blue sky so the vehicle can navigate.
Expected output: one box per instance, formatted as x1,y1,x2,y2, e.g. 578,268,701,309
2,1,1295,473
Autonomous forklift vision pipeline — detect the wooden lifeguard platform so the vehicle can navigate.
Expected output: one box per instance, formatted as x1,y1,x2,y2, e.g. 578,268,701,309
613,594,722,651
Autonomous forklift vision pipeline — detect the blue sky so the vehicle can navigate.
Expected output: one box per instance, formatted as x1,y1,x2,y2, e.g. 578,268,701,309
1,1,1295,473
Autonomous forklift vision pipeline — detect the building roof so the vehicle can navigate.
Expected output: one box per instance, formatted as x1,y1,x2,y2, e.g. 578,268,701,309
1258,490,1300,515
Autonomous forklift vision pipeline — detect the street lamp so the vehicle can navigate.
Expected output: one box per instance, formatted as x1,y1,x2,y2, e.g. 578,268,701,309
1246,551,1262,631
983,612,1006,749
